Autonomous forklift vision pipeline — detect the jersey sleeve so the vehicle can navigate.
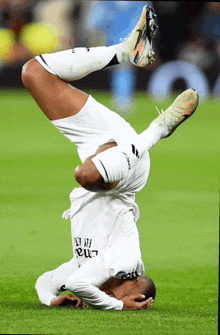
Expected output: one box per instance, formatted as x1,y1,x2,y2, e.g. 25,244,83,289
65,275,123,310
65,255,124,310
35,259,78,306
35,270,60,306
35,257,124,310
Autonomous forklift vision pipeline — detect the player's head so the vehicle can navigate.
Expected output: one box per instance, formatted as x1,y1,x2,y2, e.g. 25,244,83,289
138,274,156,300
99,274,156,301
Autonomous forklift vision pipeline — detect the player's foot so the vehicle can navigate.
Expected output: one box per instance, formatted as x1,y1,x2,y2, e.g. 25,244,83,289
122,5,157,67
152,89,199,138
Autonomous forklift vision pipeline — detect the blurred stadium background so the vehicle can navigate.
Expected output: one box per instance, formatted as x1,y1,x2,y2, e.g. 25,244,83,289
0,0,219,102
0,2,218,333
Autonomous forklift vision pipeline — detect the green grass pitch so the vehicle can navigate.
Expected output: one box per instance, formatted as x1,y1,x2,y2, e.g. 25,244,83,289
0,88,218,335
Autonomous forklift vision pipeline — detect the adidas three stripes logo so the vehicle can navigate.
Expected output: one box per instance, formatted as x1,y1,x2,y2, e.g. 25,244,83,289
131,144,140,158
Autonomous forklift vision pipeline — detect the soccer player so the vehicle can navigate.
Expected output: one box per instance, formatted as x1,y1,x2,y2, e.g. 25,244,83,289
21,6,199,310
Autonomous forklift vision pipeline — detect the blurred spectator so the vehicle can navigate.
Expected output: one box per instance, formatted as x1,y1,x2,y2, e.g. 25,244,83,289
151,2,220,94
0,0,79,68
199,2,220,43
86,1,154,112
72,0,97,47
152,2,206,62
0,1,219,95
33,0,76,50
190,2,220,63
176,2,220,90
0,0,36,65
177,39,215,71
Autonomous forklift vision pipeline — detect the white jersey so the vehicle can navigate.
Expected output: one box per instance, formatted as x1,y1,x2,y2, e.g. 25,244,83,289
36,193,145,310
65,186,144,273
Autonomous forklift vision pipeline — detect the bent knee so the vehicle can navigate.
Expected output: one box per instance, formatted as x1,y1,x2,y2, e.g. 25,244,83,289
74,161,103,192
74,162,119,192
21,58,46,89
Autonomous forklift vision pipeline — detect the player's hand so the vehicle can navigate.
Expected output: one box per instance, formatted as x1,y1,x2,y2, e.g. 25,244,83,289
51,294,87,308
122,294,154,310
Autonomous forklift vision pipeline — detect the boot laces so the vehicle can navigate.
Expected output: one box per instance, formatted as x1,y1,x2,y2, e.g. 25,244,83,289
155,106,183,128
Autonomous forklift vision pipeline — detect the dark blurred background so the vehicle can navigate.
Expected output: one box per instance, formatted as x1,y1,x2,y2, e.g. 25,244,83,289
0,1,219,102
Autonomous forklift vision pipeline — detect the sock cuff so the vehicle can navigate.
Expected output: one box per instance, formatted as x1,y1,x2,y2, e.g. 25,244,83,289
35,55,56,75
92,146,130,183
103,54,120,69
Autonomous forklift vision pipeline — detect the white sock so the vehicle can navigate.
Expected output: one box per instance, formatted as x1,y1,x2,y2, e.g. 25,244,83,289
35,43,126,81
137,121,168,153
91,120,167,184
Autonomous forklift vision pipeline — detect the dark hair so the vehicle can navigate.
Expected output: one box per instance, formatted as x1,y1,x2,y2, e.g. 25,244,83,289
140,274,156,300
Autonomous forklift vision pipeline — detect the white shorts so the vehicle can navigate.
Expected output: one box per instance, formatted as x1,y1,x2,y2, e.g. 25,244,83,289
51,95,150,194
51,95,139,163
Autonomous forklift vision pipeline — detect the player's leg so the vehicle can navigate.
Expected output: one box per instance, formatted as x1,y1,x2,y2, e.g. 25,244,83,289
74,141,120,192
22,59,89,121
138,88,199,151
21,42,124,121
21,41,126,121
89,89,199,190
22,5,158,192
22,5,157,122
73,88,199,192
34,4,157,82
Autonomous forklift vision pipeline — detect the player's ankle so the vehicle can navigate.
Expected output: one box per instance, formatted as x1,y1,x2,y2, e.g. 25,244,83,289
116,42,129,63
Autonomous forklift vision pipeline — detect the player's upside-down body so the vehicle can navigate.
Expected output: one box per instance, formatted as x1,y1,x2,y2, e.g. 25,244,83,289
21,5,199,310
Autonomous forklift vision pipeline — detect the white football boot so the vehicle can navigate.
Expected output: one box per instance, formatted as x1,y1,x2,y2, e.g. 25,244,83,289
153,89,199,138
122,5,158,67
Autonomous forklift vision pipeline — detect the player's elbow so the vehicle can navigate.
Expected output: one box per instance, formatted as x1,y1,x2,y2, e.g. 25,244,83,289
65,276,88,295
21,58,44,89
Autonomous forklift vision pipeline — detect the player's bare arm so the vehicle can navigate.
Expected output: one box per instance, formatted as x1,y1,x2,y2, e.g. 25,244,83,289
51,295,87,309
51,293,153,310
121,295,154,310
